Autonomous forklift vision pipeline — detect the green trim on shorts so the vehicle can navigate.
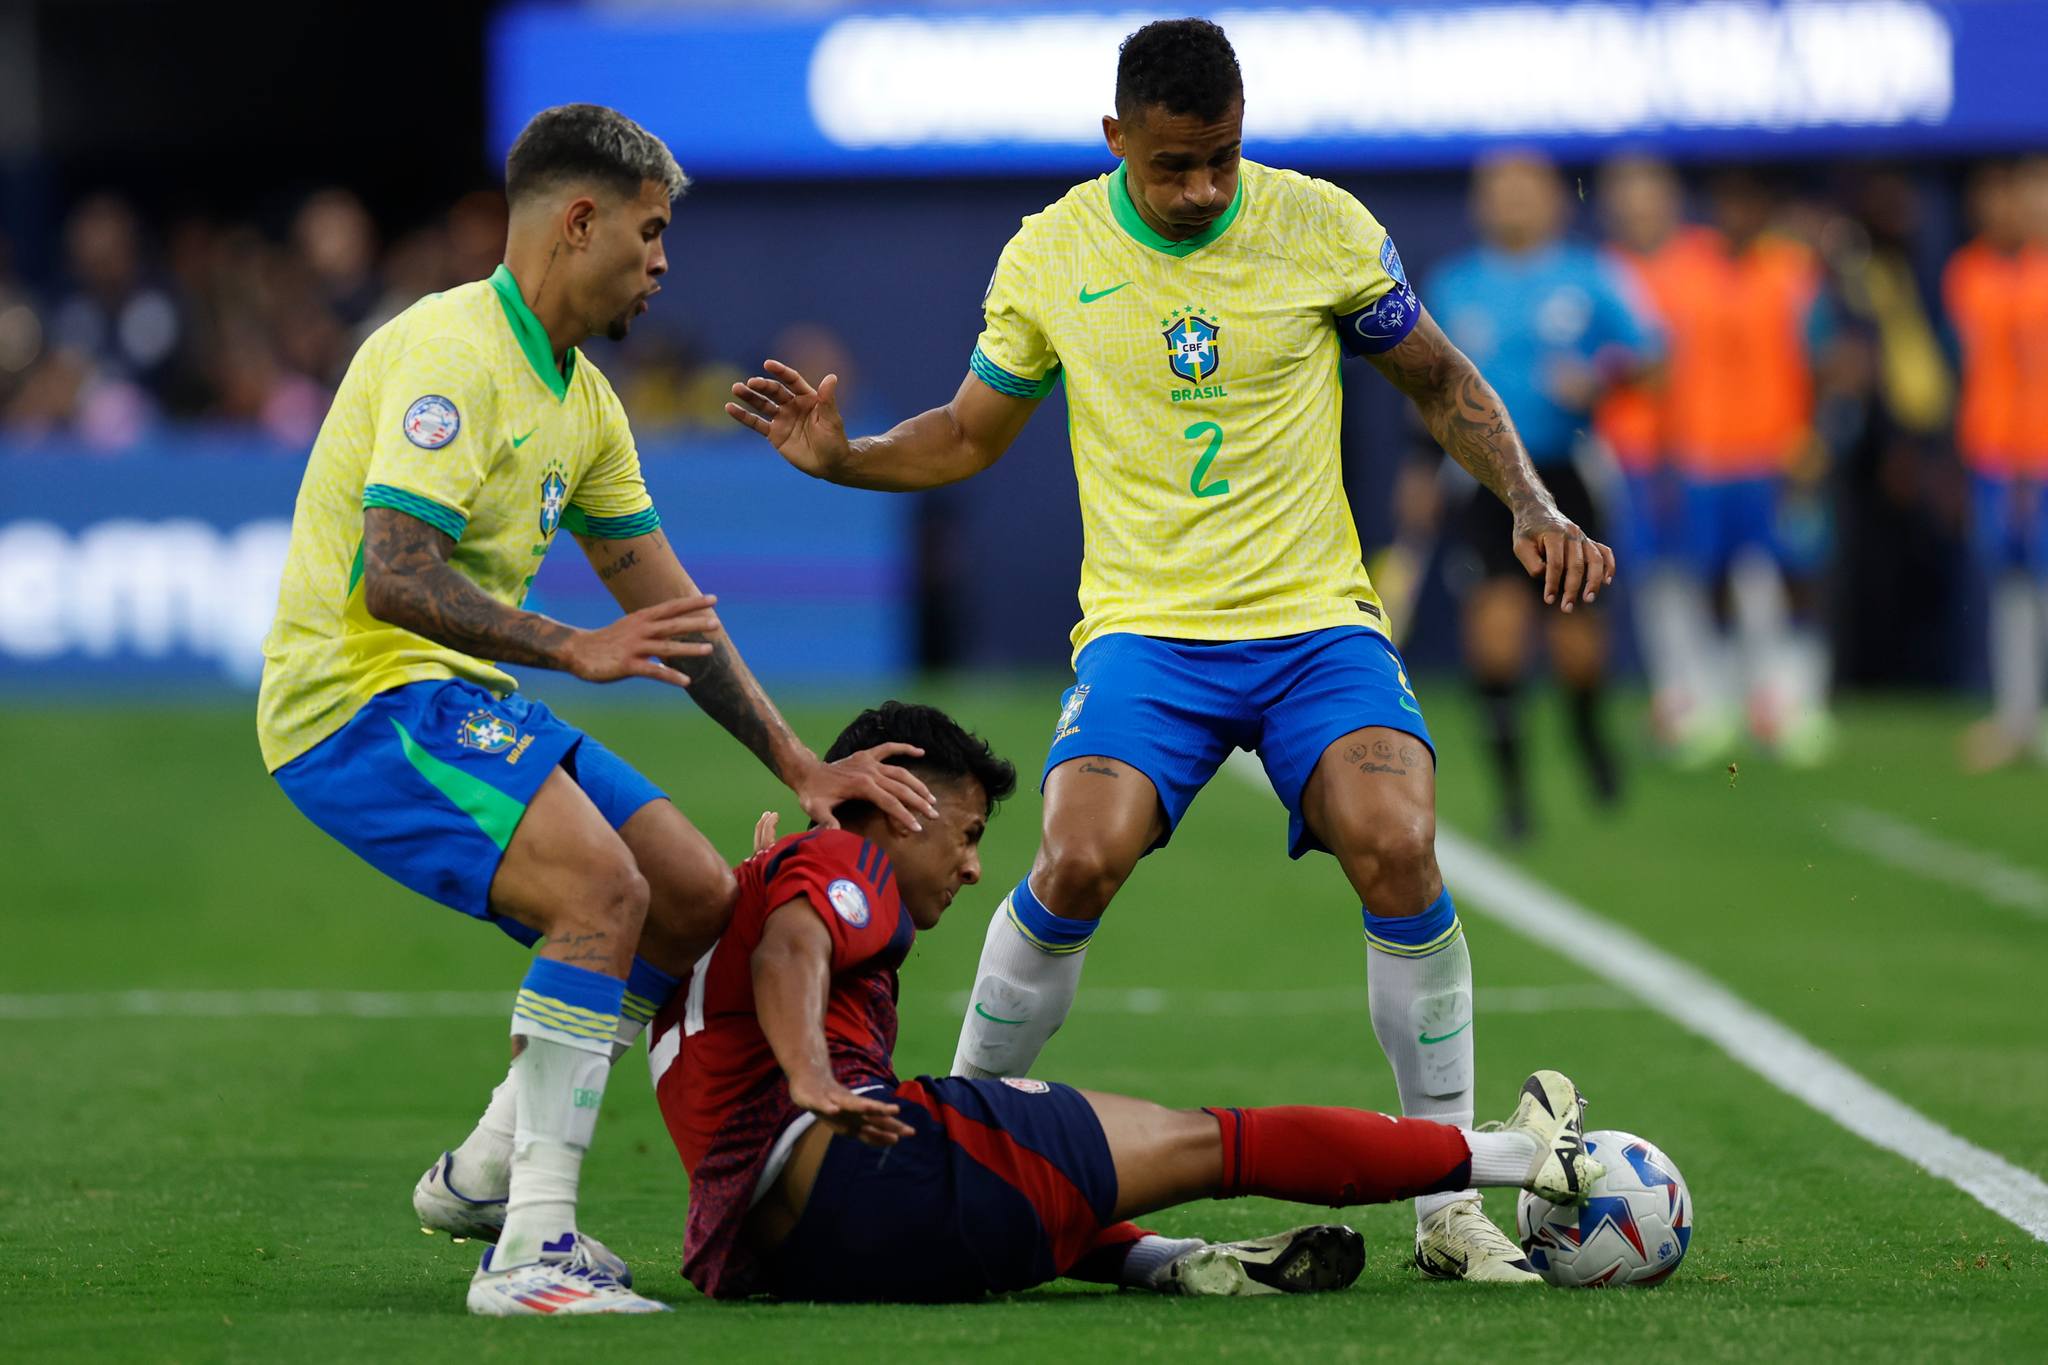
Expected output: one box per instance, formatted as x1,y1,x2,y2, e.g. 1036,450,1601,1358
391,718,525,851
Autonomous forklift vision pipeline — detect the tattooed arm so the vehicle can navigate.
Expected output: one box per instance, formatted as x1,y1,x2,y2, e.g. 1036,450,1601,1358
577,526,938,832
1367,308,1616,609
359,506,717,685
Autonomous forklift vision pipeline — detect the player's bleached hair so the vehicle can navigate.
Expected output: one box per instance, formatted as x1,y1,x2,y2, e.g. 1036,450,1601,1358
824,701,1018,819
505,103,688,206
1115,18,1242,123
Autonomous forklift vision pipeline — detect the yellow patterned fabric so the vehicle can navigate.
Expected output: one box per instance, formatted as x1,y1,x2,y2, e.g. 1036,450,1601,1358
973,159,1404,659
257,266,656,771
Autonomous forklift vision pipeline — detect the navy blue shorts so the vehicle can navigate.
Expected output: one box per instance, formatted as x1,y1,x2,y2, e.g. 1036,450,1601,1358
759,1076,1118,1302
1043,628,1434,859
273,679,666,946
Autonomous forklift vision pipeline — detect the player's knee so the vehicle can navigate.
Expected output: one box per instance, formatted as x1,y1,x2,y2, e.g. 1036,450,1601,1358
586,853,651,937
1349,813,1439,912
645,858,737,963
1034,839,1134,920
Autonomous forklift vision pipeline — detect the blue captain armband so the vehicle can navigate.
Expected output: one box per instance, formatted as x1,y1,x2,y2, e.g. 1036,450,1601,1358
1337,282,1421,358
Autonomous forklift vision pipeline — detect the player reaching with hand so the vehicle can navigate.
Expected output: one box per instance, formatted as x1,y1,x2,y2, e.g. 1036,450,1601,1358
652,700,1600,1302
727,20,1611,1281
257,104,935,1316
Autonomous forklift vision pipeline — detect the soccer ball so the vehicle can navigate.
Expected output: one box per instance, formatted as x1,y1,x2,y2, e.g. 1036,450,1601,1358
1516,1129,1692,1287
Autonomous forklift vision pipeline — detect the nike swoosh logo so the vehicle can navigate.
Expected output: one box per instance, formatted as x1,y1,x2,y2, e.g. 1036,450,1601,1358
511,428,539,448
974,1003,1026,1026
1077,282,1131,304
1418,1020,1471,1045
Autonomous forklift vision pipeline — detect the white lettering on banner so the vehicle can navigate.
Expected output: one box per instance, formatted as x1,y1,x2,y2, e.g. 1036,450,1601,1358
809,2,1953,148
0,518,292,684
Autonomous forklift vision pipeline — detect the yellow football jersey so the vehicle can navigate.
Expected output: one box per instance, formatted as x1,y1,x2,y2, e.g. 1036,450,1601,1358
257,265,657,771
973,158,1417,659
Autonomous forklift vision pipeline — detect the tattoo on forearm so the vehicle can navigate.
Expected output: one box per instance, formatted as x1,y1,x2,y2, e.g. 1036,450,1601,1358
596,548,639,582
362,507,575,669
679,631,795,778
1370,316,1550,514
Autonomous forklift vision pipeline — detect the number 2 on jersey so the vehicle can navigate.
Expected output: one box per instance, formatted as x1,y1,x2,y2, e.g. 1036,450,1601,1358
1183,421,1230,498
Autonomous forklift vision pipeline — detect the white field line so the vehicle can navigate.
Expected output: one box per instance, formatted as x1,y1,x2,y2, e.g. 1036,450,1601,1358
0,989,512,1020
1221,750,2048,1242
932,983,1630,1018
1824,803,2048,923
0,983,1627,1022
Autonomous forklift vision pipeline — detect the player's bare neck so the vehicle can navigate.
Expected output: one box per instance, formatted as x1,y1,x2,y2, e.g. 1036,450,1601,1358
503,238,583,365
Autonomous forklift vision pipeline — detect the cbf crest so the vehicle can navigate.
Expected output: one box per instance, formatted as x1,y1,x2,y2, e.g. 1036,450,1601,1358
456,709,519,754
1054,683,1090,742
1162,306,1222,384
537,461,569,537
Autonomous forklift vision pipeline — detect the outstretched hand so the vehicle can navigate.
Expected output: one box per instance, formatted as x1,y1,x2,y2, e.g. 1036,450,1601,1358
564,594,719,687
1511,504,1616,613
725,359,851,478
788,1072,915,1148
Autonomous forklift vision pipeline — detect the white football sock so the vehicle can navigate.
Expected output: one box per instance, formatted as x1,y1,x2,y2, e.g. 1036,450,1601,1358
1127,1235,1206,1290
1729,548,1792,718
448,1073,518,1200
1465,1129,1541,1186
1991,573,2043,740
1367,930,1477,1222
497,1035,609,1267
951,879,1093,1079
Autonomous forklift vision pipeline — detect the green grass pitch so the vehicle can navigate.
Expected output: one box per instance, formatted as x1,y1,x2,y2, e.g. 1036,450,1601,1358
4,680,2045,1361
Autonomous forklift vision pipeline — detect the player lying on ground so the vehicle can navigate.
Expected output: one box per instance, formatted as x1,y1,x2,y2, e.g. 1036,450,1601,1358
650,702,1600,1302
256,104,936,1317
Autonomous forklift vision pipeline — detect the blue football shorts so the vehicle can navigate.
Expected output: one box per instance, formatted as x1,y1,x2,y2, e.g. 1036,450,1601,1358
1968,473,2048,578
273,678,667,946
1041,627,1435,860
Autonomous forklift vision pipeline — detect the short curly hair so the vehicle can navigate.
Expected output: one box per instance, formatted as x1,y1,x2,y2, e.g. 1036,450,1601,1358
824,700,1017,819
505,103,688,206
1115,18,1243,123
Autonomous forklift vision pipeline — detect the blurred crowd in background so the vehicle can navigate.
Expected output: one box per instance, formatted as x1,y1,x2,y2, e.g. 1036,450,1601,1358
0,186,760,450
5,153,2047,778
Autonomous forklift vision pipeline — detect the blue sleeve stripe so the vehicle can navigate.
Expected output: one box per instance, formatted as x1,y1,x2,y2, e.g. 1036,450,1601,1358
562,505,661,539
969,347,1059,399
363,484,467,541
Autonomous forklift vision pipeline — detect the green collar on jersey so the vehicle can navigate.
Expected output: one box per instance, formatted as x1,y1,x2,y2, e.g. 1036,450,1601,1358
1108,163,1245,258
489,264,577,401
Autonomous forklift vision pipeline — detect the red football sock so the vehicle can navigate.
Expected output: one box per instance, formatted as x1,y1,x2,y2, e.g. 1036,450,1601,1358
1203,1106,1472,1206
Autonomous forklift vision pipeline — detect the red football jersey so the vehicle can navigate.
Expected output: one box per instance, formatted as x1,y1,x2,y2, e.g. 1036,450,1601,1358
650,828,913,1298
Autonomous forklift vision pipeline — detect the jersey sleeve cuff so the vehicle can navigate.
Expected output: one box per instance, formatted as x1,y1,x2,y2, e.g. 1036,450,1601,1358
1337,283,1422,358
969,346,1060,399
561,505,662,539
363,483,467,541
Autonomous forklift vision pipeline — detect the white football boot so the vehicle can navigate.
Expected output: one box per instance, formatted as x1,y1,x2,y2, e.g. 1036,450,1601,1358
1414,1069,1601,1283
414,1151,633,1286
467,1234,669,1316
1162,1224,1366,1296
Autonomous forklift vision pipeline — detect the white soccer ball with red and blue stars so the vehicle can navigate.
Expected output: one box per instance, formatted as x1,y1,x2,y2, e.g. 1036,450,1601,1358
1515,1129,1692,1287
